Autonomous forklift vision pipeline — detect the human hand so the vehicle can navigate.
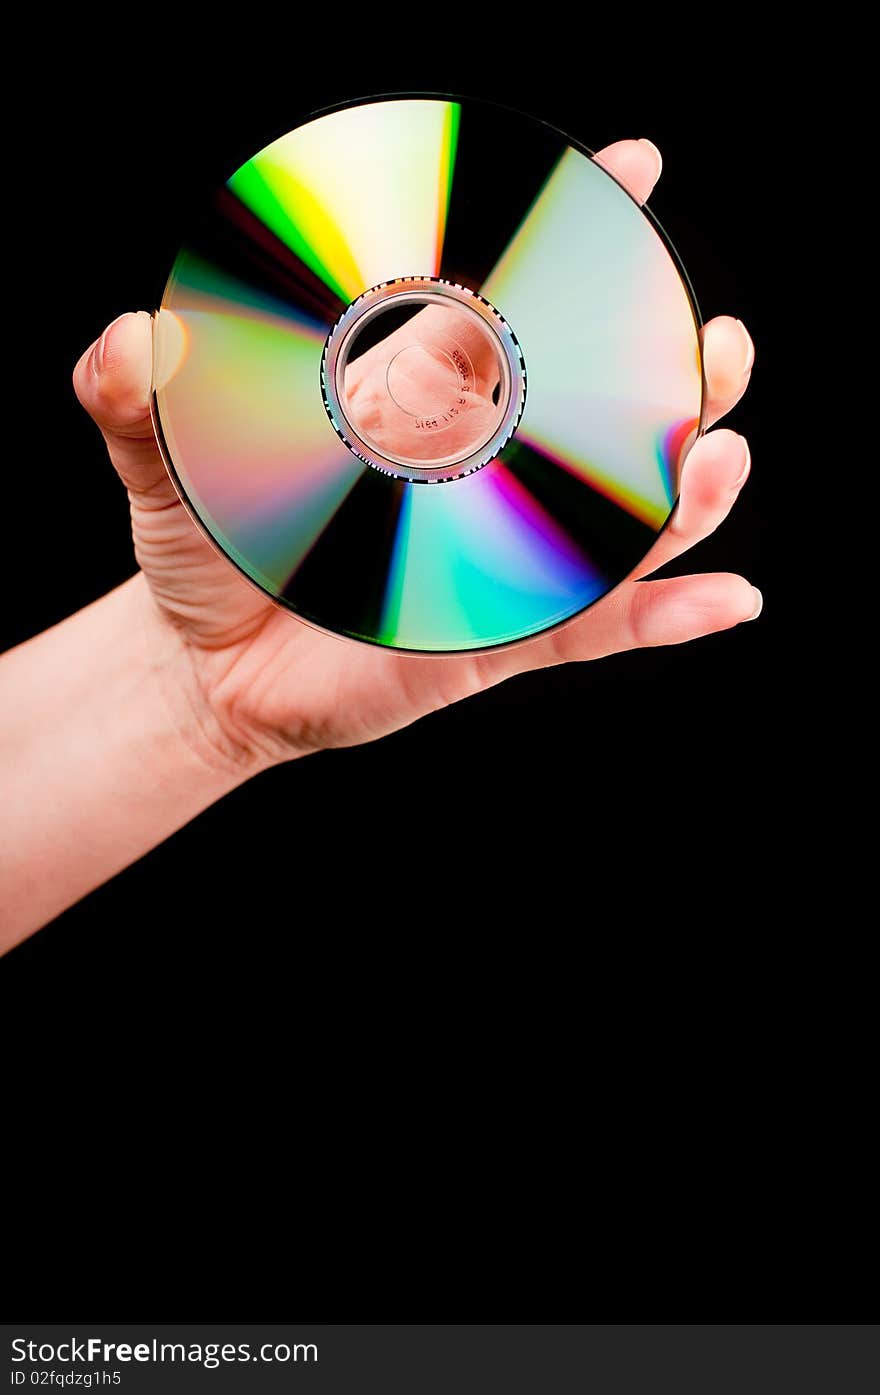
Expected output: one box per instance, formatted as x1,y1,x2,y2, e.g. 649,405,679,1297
74,138,759,778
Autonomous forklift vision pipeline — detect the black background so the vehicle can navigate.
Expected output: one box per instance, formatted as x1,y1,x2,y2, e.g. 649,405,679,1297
4,34,848,1321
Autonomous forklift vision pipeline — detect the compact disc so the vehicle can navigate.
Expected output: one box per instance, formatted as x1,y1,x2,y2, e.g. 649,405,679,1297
153,97,703,652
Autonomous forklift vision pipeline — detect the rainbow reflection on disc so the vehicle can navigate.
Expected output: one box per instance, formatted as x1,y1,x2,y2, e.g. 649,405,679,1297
153,97,703,653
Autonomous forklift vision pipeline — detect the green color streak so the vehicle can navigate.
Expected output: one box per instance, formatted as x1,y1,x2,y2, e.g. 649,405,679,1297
443,103,461,224
228,161,352,303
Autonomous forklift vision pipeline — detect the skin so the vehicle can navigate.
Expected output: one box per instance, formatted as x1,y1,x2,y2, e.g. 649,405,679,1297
0,138,759,950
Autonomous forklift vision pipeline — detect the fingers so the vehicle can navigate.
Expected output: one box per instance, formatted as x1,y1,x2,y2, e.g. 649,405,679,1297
592,147,755,424
525,571,761,673
593,138,663,205
703,314,755,425
632,429,750,578
595,148,758,425
73,311,176,507
616,572,761,651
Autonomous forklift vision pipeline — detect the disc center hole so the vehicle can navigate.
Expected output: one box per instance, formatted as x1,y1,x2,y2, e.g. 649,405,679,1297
334,291,511,471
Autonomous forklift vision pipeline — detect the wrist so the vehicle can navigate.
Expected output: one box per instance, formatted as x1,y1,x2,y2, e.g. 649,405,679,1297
1,575,261,945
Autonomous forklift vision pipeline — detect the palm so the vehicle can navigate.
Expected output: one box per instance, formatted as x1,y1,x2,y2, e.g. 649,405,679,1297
76,140,758,765
129,479,493,751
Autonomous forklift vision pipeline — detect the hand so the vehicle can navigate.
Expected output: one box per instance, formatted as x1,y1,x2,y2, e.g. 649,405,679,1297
74,138,759,778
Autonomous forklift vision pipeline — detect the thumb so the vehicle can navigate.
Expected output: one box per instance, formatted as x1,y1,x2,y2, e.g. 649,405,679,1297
73,311,176,507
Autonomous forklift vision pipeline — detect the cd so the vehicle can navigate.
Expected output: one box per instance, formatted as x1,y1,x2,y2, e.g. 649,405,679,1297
153,97,703,653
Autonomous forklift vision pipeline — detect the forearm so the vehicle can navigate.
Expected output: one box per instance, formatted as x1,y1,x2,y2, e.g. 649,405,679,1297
1,574,255,951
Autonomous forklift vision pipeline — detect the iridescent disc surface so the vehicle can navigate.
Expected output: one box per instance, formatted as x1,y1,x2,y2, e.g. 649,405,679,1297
154,97,703,652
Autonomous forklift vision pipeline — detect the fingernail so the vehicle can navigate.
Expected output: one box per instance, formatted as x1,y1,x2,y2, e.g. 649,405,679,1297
736,319,755,376
746,587,763,621
91,329,109,378
638,137,663,176
732,436,751,490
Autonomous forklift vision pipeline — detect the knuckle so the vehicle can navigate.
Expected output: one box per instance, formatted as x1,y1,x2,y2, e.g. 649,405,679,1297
626,582,658,649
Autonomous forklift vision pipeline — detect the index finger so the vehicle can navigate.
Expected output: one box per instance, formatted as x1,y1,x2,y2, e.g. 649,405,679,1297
593,138,663,204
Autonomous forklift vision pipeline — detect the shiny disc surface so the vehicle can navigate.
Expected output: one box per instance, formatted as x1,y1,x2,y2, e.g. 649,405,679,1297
153,97,703,652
